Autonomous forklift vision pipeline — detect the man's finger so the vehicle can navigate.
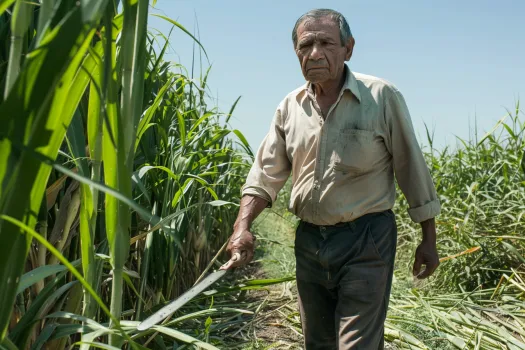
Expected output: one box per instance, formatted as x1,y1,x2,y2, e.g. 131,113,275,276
412,256,422,277
418,261,439,279
219,259,233,271
219,257,239,270
219,252,244,270
244,249,254,265
232,252,242,262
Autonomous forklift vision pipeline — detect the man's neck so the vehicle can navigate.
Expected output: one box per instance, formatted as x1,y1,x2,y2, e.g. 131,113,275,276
312,69,346,99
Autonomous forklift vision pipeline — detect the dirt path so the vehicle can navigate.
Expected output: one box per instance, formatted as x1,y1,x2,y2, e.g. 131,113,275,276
219,210,303,349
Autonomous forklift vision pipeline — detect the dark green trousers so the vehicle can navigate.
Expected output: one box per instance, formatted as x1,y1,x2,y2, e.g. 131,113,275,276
295,210,397,349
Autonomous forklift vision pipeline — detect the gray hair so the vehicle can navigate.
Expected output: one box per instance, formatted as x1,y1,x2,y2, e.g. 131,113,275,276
292,9,352,48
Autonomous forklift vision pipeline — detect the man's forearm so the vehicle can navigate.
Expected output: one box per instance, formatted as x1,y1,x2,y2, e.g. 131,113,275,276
233,195,269,231
420,217,436,244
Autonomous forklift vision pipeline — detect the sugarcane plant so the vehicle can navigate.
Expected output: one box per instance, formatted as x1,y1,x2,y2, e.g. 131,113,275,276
0,0,257,349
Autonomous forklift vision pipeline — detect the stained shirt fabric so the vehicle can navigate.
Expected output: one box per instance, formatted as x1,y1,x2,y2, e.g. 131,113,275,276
242,65,440,225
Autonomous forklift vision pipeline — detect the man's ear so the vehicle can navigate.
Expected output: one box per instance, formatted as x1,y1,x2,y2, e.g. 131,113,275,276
345,37,355,61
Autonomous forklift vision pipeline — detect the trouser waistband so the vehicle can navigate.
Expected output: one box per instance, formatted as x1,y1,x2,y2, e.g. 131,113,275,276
301,209,394,230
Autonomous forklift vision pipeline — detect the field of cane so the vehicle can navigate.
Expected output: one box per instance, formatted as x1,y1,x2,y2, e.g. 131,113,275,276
0,1,524,349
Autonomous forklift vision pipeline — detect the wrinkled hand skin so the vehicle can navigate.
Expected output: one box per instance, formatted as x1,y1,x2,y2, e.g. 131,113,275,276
412,217,440,279
220,229,256,270
220,195,268,270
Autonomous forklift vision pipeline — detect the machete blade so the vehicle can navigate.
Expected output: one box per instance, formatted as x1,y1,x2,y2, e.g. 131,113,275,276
137,269,228,331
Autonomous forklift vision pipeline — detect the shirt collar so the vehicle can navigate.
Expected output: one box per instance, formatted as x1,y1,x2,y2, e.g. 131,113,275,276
304,64,362,103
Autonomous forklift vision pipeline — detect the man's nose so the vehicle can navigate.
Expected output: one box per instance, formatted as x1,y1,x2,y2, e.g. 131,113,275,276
309,44,323,60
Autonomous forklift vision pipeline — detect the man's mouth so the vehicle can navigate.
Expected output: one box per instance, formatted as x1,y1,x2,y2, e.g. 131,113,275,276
307,67,328,71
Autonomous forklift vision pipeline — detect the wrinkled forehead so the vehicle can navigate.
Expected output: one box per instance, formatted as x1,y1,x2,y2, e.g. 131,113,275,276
297,17,340,40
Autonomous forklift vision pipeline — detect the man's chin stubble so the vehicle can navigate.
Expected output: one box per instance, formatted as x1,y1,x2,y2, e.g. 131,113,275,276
306,75,330,84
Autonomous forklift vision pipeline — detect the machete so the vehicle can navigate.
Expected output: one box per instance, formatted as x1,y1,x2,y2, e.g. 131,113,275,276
136,252,241,331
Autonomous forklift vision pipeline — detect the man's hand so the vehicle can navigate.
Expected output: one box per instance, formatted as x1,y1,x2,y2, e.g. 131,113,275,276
412,217,440,279
220,195,268,270
412,241,439,279
220,229,256,270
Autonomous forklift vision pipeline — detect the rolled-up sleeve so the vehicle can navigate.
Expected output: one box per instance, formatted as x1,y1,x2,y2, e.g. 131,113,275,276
241,103,292,206
385,88,441,223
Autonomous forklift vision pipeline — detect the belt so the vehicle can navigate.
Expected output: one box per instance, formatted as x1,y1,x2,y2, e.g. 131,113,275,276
301,210,394,230
302,221,349,229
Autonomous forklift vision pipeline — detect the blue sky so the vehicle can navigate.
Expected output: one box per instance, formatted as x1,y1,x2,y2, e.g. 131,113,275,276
149,1,524,151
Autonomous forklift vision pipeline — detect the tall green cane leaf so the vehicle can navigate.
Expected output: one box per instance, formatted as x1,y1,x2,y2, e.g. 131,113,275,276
31,324,56,350
0,337,18,350
203,129,231,148
232,129,253,158
135,76,176,152
149,325,219,350
74,343,121,350
0,0,16,17
477,115,508,146
188,112,214,138
0,2,107,338
16,260,81,294
225,95,241,123
177,109,186,147
151,14,209,61
10,281,78,349
13,148,176,236
0,215,137,347
149,27,172,82
67,106,100,330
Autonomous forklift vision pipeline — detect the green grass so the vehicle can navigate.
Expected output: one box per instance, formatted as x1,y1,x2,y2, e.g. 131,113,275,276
252,210,298,279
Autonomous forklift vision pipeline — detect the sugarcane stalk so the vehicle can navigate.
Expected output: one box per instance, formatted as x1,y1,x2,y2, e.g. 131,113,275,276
4,0,32,98
80,43,105,329
120,0,149,170
100,3,126,345
81,87,103,324
106,1,148,345
35,0,54,43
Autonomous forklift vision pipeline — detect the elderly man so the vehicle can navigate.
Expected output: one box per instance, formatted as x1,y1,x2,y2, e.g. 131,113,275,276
221,8,441,349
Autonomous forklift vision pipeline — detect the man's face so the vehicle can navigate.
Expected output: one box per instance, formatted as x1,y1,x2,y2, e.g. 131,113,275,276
295,17,354,84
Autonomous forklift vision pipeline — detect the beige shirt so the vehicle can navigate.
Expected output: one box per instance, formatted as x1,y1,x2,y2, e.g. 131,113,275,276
242,65,441,225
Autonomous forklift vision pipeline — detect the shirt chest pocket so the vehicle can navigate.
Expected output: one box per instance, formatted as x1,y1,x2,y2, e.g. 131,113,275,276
330,129,381,175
